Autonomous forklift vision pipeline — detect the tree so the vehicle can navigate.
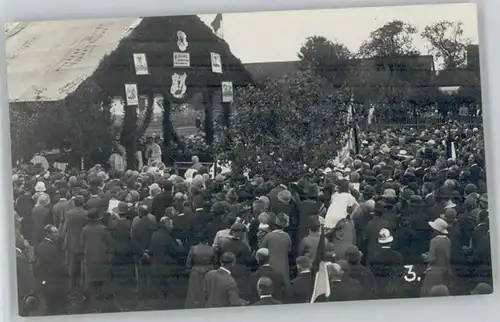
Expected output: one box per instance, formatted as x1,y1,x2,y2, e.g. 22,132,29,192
220,71,350,181
298,36,353,86
358,20,420,58
421,21,471,69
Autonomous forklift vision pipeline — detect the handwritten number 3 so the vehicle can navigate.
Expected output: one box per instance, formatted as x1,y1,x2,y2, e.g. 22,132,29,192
404,265,417,282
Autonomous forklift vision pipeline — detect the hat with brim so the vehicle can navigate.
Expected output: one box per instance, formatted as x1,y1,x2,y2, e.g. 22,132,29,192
429,218,448,234
277,190,292,204
87,209,103,221
275,213,290,228
112,202,130,215
378,228,394,244
35,181,46,192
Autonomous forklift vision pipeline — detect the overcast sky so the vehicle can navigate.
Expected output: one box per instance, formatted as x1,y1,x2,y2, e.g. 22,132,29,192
199,3,479,64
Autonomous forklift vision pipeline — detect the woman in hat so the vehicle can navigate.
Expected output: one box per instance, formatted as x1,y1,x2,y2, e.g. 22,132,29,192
420,218,454,296
260,213,292,285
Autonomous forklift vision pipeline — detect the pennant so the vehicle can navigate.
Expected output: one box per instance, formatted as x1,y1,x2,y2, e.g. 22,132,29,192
133,53,148,75
310,226,330,302
211,13,223,36
211,52,223,74
173,52,191,68
124,84,139,106
221,81,233,103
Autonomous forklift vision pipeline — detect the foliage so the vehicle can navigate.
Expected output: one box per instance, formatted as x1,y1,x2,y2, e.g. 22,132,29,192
220,70,350,180
298,36,354,86
358,20,420,58
421,21,471,70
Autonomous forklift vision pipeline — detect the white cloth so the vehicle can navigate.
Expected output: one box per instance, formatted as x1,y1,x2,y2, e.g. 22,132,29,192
31,155,49,170
324,192,358,229
135,150,143,170
184,168,196,179
109,153,126,172
146,143,162,166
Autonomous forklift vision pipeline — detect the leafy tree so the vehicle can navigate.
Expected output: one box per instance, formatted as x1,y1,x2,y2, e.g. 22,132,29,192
219,71,350,181
358,20,420,58
298,36,354,86
421,21,471,69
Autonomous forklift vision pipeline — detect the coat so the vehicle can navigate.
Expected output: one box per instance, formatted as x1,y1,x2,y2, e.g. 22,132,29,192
369,246,404,298
149,226,185,276
289,271,313,303
203,268,242,308
130,214,157,254
185,244,215,308
219,237,252,298
35,238,67,290
81,221,112,285
328,278,364,302
362,216,390,265
252,296,281,306
346,263,377,300
248,264,287,303
298,233,334,261
63,207,88,254
260,229,292,285
297,200,321,242
31,205,51,247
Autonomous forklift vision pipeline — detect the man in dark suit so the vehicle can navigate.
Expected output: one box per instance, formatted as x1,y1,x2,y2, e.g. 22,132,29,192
203,252,243,308
328,262,363,302
252,277,281,306
369,228,404,299
151,180,174,222
289,256,313,303
35,225,68,315
62,195,87,296
248,248,286,303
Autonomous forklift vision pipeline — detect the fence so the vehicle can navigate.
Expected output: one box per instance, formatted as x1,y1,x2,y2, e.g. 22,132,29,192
369,115,483,131
173,161,214,176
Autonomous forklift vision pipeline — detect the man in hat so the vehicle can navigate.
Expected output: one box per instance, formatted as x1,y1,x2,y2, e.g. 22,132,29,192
62,195,87,297
362,201,390,266
248,248,286,303
149,216,186,309
368,228,403,299
252,277,281,306
80,208,112,308
289,256,313,303
260,213,292,285
203,252,243,307
35,225,68,314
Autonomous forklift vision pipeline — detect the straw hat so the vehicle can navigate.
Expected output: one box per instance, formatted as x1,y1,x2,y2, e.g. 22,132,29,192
378,228,393,244
428,218,448,235
35,181,46,192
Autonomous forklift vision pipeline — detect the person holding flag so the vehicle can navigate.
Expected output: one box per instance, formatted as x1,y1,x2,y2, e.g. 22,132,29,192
309,223,330,303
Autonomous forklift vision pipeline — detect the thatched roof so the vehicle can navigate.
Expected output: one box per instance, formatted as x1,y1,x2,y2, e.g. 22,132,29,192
7,16,253,103
6,18,138,101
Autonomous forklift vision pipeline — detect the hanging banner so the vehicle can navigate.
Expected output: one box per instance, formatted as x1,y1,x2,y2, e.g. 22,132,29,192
171,73,188,100
133,53,149,75
221,81,233,103
211,52,223,74
173,52,191,68
177,31,188,51
124,84,139,106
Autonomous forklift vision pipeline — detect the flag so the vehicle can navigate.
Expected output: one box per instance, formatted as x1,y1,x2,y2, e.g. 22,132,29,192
310,226,330,303
367,106,375,125
451,141,457,160
211,14,223,38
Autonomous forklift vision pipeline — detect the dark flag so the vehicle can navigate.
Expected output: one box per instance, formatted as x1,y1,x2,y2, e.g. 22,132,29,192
310,225,330,302
211,14,223,34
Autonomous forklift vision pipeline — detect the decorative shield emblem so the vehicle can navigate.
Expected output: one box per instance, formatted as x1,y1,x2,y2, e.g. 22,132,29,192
176,31,188,51
124,84,139,106
171,73,187,99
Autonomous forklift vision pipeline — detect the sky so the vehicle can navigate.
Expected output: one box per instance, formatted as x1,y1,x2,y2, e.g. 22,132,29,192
198,3,479,64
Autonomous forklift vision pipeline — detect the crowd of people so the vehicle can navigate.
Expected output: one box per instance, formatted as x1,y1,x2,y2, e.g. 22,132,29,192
12,121,493,316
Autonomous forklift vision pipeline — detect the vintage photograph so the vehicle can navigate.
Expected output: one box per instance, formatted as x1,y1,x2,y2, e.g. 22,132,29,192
6,2,492,317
